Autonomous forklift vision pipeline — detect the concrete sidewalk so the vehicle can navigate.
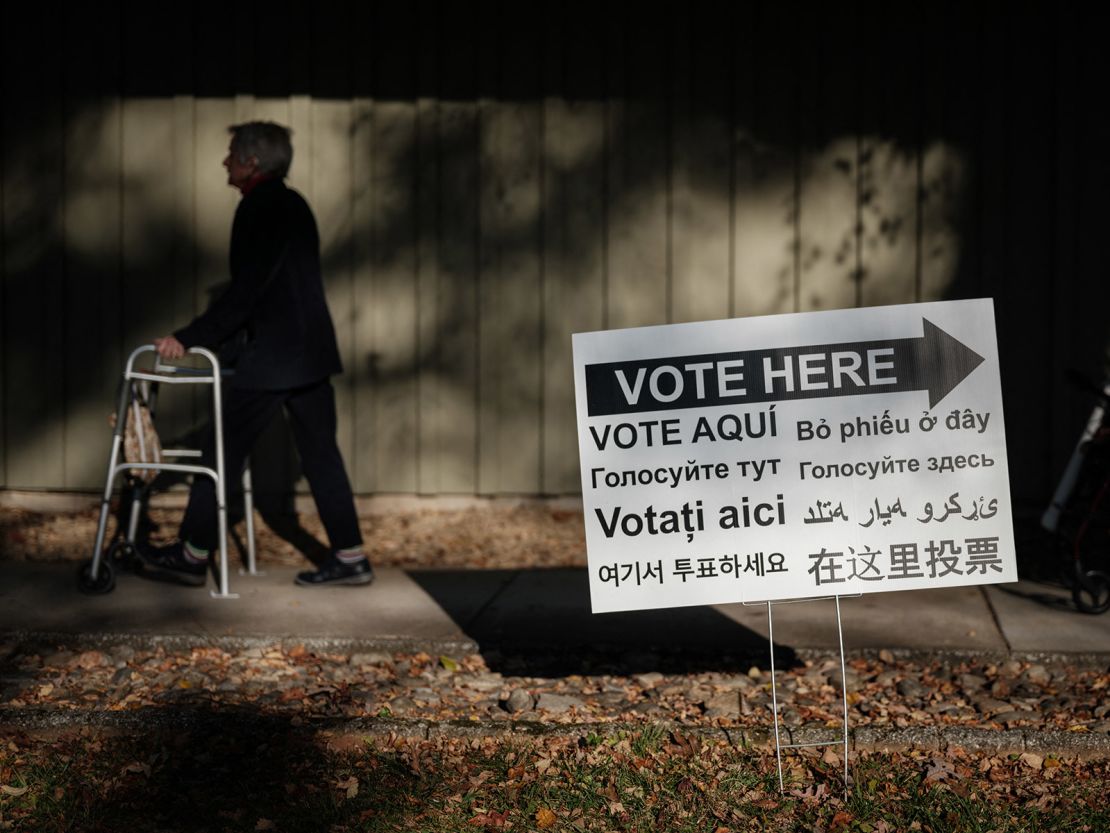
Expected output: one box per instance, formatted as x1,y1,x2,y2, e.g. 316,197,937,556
1,562,1107,660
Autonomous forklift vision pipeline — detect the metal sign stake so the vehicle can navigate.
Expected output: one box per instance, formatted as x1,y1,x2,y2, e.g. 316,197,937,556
749,594,856,798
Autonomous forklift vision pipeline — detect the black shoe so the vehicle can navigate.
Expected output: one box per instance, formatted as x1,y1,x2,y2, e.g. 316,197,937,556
295,556,375,587
137,541,207,587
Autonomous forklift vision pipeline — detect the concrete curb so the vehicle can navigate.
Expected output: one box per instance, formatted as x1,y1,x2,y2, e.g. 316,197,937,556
2,708,1108,760
0,629,480,658
796,646,1110,670
4,630,1109,671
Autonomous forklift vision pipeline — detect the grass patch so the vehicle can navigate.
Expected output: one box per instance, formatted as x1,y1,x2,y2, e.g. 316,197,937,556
1,722,1107,832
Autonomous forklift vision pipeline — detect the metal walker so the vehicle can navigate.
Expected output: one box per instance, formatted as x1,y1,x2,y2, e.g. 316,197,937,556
79,345,258,599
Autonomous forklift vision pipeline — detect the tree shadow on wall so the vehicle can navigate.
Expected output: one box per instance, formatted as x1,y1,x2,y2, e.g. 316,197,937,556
2,2,1108,545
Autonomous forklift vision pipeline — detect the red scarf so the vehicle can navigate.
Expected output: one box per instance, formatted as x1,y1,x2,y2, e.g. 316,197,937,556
240,173,276,196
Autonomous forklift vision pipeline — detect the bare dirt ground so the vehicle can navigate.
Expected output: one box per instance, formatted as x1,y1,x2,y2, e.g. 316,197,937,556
0,504,589,570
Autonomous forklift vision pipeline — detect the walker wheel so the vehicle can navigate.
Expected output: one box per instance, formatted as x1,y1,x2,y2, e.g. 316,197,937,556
77,560,116,595
1072,569,1110,615
108,540,138,570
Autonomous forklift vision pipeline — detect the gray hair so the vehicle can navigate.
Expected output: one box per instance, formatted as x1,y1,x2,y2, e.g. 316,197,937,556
229,121,293,178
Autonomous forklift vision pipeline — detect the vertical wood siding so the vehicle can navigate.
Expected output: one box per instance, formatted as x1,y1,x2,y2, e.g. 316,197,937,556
1,2,1107,510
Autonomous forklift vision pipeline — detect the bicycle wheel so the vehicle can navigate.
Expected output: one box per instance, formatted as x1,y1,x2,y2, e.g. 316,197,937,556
1072,569,1110,614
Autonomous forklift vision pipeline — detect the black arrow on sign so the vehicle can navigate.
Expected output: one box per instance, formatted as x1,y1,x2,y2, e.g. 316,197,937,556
907,318,987,407
584,318,985,417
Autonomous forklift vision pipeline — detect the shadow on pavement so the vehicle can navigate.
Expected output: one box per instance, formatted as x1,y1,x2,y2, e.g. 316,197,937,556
992,580,1079,614
408,568,797,677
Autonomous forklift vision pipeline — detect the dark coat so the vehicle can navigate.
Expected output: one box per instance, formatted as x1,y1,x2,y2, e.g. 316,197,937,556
175,178,343,390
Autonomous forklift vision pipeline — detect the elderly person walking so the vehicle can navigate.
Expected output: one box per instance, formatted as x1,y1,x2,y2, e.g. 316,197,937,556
141,121,372,588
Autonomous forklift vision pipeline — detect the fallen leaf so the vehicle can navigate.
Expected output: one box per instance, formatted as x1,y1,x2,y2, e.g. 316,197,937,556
789,784,829,802
535,807,557,828
75,650,106,669
326,735,366,755
440,655,460,672
924,757,957,783
669,731,695,754
1019,752,1043,771
255,820,275,831
335,776,359,799
1,785,29,797
468,810,510,828
470,770,494,787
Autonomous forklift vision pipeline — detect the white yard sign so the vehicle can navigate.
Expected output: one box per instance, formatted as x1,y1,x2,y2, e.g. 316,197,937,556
573,299,1016,613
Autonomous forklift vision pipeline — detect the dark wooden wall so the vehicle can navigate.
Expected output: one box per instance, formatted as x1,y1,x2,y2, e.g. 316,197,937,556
1,2,1106,512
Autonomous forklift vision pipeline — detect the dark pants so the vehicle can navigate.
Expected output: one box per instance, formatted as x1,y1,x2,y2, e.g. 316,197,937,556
181,378,362,553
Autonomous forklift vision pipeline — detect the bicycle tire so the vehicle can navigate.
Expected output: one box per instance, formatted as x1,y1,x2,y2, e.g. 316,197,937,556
1072,569,1110,614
